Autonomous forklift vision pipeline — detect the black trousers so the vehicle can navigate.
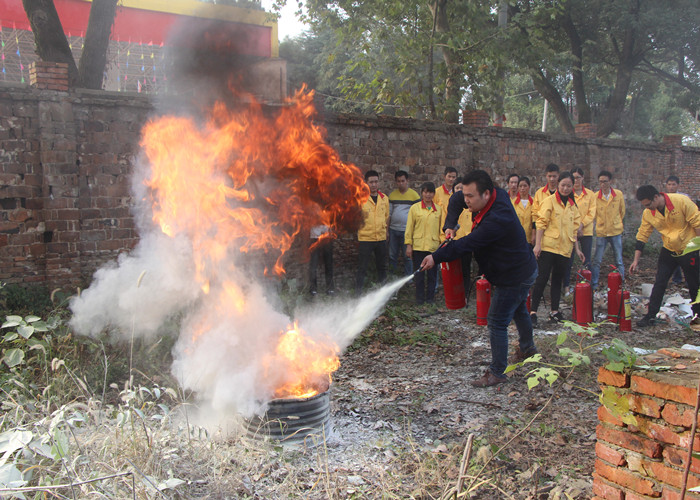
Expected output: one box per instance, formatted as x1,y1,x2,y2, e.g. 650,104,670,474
309,239,334,292
356,240,388,293
412,251,438,304
647,248,700,318
531,250,569,314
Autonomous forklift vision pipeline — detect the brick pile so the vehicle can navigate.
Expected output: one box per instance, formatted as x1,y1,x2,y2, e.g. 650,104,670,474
29,62,69,92
462,109,490,127
575,123,598,138
595,349,700,499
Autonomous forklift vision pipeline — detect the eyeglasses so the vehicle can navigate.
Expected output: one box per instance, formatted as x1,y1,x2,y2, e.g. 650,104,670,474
598,179,610,184
573,176,583,180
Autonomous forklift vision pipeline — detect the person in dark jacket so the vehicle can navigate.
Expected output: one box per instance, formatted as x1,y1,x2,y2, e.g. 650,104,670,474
421,170,538,387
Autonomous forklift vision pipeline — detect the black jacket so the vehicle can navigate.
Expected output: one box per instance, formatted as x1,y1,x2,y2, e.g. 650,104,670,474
433,187,536,286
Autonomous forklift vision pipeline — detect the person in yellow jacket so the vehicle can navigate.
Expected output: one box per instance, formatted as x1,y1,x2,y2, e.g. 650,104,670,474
530,172,584,325
563,167,596,293
434,166,458,213
512,176,534,245
590,170,626,289
405,182,442,305
532,163,560,222
356,170,390,295
630,185,700,327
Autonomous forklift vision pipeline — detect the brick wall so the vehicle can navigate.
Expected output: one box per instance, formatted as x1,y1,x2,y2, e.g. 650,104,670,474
595,350,700,499
1,84,699,290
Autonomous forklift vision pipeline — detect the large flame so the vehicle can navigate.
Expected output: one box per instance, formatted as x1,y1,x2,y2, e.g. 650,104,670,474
140,87,367,400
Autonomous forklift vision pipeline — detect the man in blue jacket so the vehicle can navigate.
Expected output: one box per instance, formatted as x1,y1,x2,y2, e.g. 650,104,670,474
421,170,538,387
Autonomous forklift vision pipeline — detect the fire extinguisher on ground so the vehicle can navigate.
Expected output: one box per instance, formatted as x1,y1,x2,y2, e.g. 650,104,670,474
476,276,491,326
617,289,632,332
572,269,593,325
607,266,622,323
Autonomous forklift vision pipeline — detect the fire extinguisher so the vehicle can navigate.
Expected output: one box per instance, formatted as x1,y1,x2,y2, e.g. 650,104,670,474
617,289,632,332
572,270,593,325
526,289,532,313
439,227,466,310
607,267,622,323
440,259,466,310
476,276,491,326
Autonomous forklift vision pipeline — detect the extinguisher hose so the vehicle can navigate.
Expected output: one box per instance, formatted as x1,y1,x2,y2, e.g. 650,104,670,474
465,276,481,309
616,286,626,331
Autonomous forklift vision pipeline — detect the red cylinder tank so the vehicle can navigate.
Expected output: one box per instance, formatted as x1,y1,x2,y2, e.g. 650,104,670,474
476,276,491,326
440,259,466,310
607,269,622,323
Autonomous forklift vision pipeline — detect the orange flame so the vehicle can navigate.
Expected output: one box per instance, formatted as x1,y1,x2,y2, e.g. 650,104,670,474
140,87,362,399
265,322,340,399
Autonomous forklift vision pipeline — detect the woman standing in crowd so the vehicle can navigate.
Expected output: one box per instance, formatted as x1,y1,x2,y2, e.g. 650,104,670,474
530,171,584,326
512,176,534,246
405,182,442,305
563,167,596,295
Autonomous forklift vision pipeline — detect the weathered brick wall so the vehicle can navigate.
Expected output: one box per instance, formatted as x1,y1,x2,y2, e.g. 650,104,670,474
1,85,699,290
595,351,700,499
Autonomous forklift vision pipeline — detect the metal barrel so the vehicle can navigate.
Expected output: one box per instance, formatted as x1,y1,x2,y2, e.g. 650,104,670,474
244,389,331,445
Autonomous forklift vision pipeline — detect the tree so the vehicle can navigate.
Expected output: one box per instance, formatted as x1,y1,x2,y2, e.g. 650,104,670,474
22,0,118,89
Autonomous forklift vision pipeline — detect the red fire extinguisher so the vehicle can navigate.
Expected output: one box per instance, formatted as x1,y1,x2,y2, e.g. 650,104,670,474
476,276,491,326
440,259,466,310
607,267,622,323
526,289,532,313
617,289,632,332
572,270,593,325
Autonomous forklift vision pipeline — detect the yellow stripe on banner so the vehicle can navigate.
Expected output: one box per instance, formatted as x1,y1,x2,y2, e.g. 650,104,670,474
80,0,279,56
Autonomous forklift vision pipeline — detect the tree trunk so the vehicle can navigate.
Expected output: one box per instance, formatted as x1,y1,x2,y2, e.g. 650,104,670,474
22,0,78,86
561,10,591,124
78,0,119,89
430,0,462,123
531,69,575,134
596,28,640,137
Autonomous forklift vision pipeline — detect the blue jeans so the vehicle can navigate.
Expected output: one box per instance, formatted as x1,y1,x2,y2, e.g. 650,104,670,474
389,228,412,275
487,268,538,378
591,234,624,288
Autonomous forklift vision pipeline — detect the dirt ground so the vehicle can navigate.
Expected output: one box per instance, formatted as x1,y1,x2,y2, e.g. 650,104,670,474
244,251,700,499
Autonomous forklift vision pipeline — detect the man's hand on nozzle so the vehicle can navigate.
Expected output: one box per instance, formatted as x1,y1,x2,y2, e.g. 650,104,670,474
444,228,455,240
421,254,435,270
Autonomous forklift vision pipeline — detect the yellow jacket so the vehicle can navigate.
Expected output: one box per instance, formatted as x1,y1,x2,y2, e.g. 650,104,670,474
405,201,442,252
434,184,453,212
358,192,390,241
512,194,534,243
532,185,556,220
635,193,700,254
438,206,472,243
575,188,596,236
536,193,581,257
594,188,625,236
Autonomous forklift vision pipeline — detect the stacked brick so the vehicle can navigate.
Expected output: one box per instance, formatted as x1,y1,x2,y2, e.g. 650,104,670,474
462,109,490,127
594,348,700,499
29,62,69,92
575,123,598,139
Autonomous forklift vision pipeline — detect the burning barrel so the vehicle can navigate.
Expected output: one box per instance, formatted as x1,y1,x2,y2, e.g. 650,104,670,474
244,384,331,445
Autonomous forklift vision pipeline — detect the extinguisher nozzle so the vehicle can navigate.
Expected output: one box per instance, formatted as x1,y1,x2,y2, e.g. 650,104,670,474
413,267,424,276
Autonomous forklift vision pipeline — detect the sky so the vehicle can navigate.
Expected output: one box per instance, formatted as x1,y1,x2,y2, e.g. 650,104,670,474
261,0,310,41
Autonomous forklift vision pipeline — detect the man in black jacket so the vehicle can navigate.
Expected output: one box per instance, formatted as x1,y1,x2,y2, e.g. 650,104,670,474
421,170,538,387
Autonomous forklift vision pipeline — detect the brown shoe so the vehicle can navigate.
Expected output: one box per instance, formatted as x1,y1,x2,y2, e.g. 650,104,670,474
510,346,538,364
471,369,507,388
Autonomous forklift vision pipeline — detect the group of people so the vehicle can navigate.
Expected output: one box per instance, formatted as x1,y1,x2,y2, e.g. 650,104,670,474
326,165,700,388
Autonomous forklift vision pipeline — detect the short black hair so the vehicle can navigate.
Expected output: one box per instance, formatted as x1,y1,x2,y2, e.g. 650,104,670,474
545,163,560,173
420,182,436,193
666,175,680,184
395,170,409,180
558,171,574,183
444,166,458,176
507,173,520,183
519,176,531,187
462,169,494,195
365,170,379,181
598,170,613,180
636,185,659,201
572,167,584,177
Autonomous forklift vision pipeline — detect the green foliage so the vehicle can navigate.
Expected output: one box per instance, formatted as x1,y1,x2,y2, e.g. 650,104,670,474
599,386,637,426
601,338,637,373
0,285,53,318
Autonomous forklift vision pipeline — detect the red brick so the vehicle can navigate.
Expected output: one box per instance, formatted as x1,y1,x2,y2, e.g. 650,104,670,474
595,459,659,496
599,405,625,427
625,492,660,500
597,441,627,466
662,403,697,428
627,393,663,418
645,459,700,490
592,473,625,500
662,485,700,499
597,424,663,458
631,375,697,406
663,447,700,475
